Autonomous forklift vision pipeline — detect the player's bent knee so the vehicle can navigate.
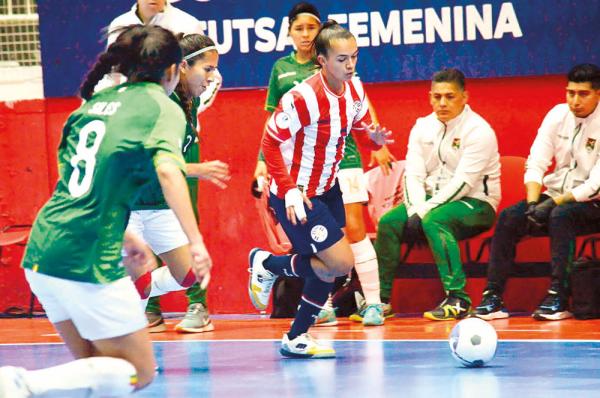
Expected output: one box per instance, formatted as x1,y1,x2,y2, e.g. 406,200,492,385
134,362,157,390
178,268,197,288
85,357,141,396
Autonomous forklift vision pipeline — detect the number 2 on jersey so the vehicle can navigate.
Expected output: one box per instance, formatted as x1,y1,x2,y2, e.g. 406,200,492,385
68,120,106,197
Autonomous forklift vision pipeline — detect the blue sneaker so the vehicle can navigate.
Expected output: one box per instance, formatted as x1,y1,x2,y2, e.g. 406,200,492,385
362,304,384,326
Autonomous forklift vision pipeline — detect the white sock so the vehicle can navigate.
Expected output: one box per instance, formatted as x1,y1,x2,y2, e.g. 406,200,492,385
22,357,137,397
324,294,333,310
351,237,381,305
148,266,186,298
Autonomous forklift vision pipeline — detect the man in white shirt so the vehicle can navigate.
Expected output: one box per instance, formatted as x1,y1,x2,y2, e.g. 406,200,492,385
475,63,600,322
105,0,221,111
375,68,501,320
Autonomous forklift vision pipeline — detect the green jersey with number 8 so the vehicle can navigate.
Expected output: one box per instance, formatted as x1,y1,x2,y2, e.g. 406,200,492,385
22,82,187,284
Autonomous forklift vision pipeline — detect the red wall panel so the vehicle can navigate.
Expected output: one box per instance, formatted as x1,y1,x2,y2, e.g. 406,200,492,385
0,74,566,313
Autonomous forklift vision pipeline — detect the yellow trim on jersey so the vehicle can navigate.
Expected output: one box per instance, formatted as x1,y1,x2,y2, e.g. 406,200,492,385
153,153,186,174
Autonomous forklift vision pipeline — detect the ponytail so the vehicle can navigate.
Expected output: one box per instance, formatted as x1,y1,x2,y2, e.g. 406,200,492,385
79,25,182,100
313,19,354,64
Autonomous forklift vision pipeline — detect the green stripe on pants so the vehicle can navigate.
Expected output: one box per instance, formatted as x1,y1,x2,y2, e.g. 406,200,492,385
375,198,495,303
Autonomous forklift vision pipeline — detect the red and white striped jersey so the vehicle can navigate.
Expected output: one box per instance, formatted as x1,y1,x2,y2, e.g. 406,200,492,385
264,72,375,198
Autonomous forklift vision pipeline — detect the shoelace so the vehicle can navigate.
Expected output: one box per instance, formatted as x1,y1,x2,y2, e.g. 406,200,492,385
184,305,207,320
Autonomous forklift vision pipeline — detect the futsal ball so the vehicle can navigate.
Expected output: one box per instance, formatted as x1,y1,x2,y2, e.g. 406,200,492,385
449,318,498,367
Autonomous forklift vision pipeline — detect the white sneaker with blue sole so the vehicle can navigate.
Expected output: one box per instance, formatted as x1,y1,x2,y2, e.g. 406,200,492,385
280,333,336,358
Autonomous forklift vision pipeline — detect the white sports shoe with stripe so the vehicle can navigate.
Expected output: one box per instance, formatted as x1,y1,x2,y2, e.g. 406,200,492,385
248,248,277,311
280,333,336,358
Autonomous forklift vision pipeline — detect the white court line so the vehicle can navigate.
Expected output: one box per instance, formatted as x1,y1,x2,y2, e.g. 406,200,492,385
1,338,599,346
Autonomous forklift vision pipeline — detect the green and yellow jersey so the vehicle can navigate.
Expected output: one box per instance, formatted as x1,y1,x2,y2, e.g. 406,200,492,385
133,93,200,217
22,82,186,284
262,51,362,169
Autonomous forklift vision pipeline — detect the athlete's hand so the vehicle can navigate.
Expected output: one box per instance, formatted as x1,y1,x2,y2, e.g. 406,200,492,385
361,122,394,146
189,160,231,189
190,241,212,287
254,160,268,180
368,145,397,176
285,188,312,225
122,231,156,274
526,198,556,233
404,214,424,244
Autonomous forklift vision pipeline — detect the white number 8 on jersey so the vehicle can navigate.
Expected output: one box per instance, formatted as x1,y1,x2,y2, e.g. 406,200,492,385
68,120,106,198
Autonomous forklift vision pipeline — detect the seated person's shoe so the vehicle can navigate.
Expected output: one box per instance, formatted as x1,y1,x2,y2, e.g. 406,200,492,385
424,296,471,321
532,290,572,321
474,290,509,320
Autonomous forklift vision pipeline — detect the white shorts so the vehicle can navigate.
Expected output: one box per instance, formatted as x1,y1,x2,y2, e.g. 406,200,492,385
25,270,147,341
127,209,189,255
338,168,369,204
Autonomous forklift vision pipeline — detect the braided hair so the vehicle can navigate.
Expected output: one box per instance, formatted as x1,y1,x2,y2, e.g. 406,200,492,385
80,24,182,100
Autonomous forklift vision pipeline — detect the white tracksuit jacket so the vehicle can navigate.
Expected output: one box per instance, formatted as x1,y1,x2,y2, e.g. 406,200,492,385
525,103,600,201
404,105,501,218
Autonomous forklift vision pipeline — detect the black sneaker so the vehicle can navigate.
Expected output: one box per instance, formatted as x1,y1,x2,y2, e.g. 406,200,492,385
532,290,573,321
474,290,509,320
423,296,471,321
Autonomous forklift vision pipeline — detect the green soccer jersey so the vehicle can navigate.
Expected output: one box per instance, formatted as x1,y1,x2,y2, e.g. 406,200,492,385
265,51,319,112
262,51,362,169
22,82,187,284
133,93,200,214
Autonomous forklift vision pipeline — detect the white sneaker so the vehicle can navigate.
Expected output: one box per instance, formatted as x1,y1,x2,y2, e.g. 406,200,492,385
280,333,336,358
248,248,276,311
0,366,30,398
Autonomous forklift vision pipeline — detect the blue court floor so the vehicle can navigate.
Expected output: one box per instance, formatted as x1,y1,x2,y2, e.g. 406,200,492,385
1,339,598,397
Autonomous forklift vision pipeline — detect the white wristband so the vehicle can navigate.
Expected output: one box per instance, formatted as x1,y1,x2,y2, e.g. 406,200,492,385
285,188,307,221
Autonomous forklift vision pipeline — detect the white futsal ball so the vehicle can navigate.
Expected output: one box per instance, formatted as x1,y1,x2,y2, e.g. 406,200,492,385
449,318,498,367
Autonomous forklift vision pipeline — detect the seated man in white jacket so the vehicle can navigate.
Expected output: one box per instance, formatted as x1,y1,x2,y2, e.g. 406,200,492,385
475,63,600,322
375,68,501,320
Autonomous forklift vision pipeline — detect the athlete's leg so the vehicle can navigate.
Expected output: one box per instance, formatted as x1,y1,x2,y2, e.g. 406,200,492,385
374,203,409,304
1,271,153,397
339,168,383,308
53,320,96,359
127,210,197,301
249,188,350,357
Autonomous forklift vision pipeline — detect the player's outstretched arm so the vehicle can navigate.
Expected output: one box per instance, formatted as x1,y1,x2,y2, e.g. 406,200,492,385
186,160,231,189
